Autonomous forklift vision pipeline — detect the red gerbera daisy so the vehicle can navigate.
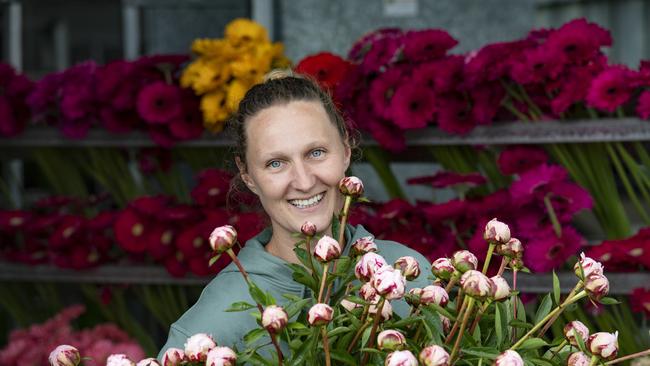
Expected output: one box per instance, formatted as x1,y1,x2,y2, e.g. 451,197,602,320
295,52,352,91
114,208,150,253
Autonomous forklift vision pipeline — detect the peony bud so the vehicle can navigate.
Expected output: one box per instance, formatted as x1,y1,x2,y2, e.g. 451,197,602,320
385,350,418,366
419,345,450,366
488,275,511,301
484,218,511,244
494,350,524,366
588,331,618,360
106,354,136,366
574,252,604,280
308,303,334,326
420,285,449,307
564,321,590,347
301,221,317,237
431,257,456,280
440,315,451,334
509,257,525,271
48,345,81,366
497,237,523,258
359,282,378,301
369,297,393,321
161,347,186,366
205,346,237,366
355,252,388,282
394,256,421,281
406,287,422,306
351,236,377,256
377,329,406,351
136,359,161,366
452,250,478,273
209,225,237,254
313,235,342,262
567,352,591,366
339,176,364,197
460,270,491,300
371,266,406,300
262,305,289,333
584,273,609,301
184,333,217,362
341,298,362,312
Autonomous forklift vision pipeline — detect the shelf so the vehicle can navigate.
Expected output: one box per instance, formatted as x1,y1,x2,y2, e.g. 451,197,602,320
0,262,646,294
1,119,649,148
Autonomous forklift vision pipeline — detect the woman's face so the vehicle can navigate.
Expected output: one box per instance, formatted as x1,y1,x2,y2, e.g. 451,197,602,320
240,100,351,239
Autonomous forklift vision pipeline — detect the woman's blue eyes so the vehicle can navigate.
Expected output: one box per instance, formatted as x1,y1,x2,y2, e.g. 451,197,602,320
311,149,324,158
266,150,325,169
268,160,282,168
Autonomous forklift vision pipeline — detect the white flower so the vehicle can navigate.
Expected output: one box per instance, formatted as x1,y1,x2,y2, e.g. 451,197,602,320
261,305,289,333
460,270,491,300
567,352,591,366
184,333,217,362
419,345,450,366
48,345,80,366
136,358,161,366
385,350,418,366
307,303,334,326
494,350,524,366
488,275,511,301
161,347,185,366
106,354,136,366
588,331,618,360
431,257,456,280
452,250,478,273
564,321,589,347
420,285,449,307
313,235,342,262
371,266,406,300
394,256,421,281
205,346,237,366
574,252,604,279
209,225,237,253
356,252,388,282
484,218,511,244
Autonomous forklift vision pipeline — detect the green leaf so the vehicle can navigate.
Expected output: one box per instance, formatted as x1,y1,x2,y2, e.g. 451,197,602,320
552,271,561,305
243,328,267,344
225,301,256,312
472,321,481,343
519,338,548,350
598,297,621,305
428,303,456,321
534,294,553,325
289,264,318,291
290,327,319,365
330,349,358,365
462,347,500,360
574,325,587,353
530,357,557,366
248,282,268,306
328,326,352,338
284,298,312,319
509,320,534,329
286,322,308,330
331,214,341,242
495,302,505,347
422,307,443,345
208,253,222,267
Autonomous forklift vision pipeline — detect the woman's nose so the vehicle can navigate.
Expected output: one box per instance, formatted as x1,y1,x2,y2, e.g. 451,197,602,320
291,162,316,191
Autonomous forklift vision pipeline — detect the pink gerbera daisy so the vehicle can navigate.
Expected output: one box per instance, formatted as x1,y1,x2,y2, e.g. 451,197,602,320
586,65,637,113
389,82,436,129
136,81,182,124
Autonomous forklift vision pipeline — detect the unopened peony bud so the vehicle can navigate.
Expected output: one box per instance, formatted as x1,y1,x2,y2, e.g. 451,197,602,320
313,235,342,262
184,333,217,362
341,298,362,312
262,305,289,333
494,350,524,366
339,176,364,197
206,346,237,366
452,250,478,273
564,321,590,347
420,285,449,307
48,345,81,366
406,287,422,306
209,225,237,254
394,256,421,280
588,331,618,360
106,354,136,366
372,266,406,300
574,252,604,280
351,236,377,256
301,221,317,237
385,350,418,366
136,359,161,366
308,303,334,326
484,218,511,244
460,270,491,300
431,257,456,280
369,297,393,321
585,273,609,301
440,315,451,334
497,238,523,258
488,275,511,301
510,257,525,271
356,252,388,282
419,345,450,366
161,347,185,366
359,282,378,301
567,352,591,366
377,329,406,351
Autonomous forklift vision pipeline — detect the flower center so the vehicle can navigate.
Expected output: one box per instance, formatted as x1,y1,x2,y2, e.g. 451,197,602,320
161,231,173,245
9,217,23,226
62,227,76,239
193,237,203,248
132,223,144,237
208,187,220,196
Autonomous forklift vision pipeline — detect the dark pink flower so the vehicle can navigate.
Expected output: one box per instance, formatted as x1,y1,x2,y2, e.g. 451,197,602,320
367,118,406,152
630,288,650,317
389,82,436,129
49,215,86,249
361,36,401,74
295,52,352,91
636,90,650,119
586,66,637,113
497,145,549,175
471,82,505,125
510,45,566,84
585,240,628,272
98,108,140,133
113,208,150,253
550,65,601,115
191,169,233,208
547,181,593,221
164,251,188,277
422,199,467,223
137,148,173,175
348,28,403,62
401,29,458,62
369,68,406,119
436,95,476,134
168,91,204,140
407,171,486,188
129,195,173,218
524,226,585,272
412,56,464,94
545,18,611,65
463,40,532,87
0,64,33,137
146,225,177,260
136,81,182,124
510,164,568,203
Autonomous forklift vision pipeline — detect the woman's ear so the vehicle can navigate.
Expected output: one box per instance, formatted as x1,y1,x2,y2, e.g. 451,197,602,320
343,143,352,172
235,156,258,194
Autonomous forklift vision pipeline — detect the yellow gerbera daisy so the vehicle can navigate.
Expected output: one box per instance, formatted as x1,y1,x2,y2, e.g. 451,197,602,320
225,18,269,49
201,90,230,126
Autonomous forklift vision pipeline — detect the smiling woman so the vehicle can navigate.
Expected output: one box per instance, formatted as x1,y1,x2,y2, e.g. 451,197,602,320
157,70,432,359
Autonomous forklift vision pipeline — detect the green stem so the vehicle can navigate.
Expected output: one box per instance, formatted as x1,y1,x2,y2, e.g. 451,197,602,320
606,143,650,224
537,282,583,337
450,297,475,362
589,355,599,366
605,348,650,365
482,243,497,274
360,297,386,366
321,326,332,366
543,194,563,238
318,262,330,304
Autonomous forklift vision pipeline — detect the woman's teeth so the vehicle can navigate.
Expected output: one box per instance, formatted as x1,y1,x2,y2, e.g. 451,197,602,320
289,193,324,208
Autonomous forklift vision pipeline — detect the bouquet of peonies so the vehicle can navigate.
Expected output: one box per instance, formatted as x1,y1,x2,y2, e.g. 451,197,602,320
49,177,650,365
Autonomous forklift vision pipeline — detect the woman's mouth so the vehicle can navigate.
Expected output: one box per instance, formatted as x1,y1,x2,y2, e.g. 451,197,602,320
288,192,325,209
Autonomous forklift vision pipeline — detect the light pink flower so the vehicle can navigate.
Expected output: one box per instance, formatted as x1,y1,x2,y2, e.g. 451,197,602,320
208,225,237,254
377,330,406,351
261,305,288,334
497,238,523,258
341,299,362,312
574,252,604,279
205,346,237,366
420,285,449,307
585,273,610,301
394,256,421,280
419,345,449,366
494,350,524,366
372,266,406,300
339,176,364,197
460,270,491,300
161,347,185,366
369,297,393,321
359,282,378,301
567,352,591,366
385,350,418,366
564,321,590,347
300,221,317,237
588,331,618,360
313,235,342,262
48,345,80,366
431,258,456,280
351,236,377,256
484,218,511,244
452,250,478,273
136,358,161,366
355,252,388,282
183,333,216,362
307,303,334,326
106,354,136,366
489,275,511,301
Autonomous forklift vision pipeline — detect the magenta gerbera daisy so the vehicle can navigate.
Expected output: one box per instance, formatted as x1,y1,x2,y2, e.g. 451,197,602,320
136,81,182,124
402,29,458,62
524,226,585,272
369,68,406,119
497,145,549,175
389,82,436,129
586,65,637,113
637,90,650,119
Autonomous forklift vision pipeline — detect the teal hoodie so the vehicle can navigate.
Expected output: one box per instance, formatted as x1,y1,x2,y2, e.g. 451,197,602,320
158,224,432,359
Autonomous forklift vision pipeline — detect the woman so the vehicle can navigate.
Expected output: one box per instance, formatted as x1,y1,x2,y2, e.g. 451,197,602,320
158,71,432,357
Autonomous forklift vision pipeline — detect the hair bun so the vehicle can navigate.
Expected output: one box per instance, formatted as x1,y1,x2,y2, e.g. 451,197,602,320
263,68,301,82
